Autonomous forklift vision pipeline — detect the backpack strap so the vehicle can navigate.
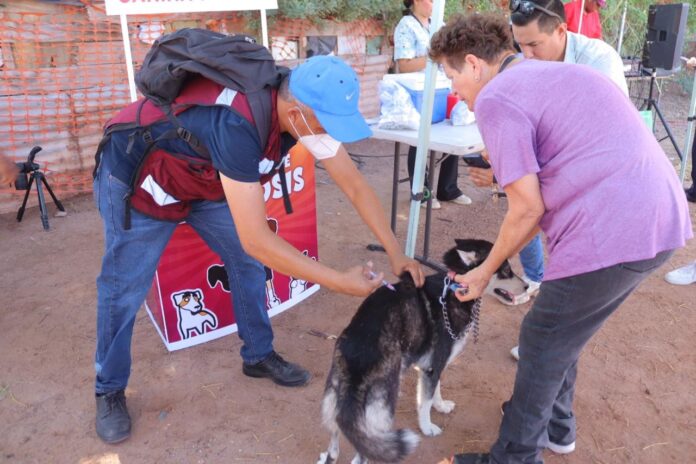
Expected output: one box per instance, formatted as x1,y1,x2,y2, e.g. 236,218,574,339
157,104,210,159
92,134,111,179
124,100,154,155
277,159,293,215
246,89,273,154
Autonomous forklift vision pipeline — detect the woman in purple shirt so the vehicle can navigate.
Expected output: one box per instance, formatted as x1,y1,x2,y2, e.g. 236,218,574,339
428,13,692,464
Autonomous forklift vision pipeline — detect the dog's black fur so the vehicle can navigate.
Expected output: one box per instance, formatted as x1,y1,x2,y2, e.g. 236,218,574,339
317,239,523,464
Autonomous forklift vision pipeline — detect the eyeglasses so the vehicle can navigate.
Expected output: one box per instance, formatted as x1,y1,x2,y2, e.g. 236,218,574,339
509,0,562,20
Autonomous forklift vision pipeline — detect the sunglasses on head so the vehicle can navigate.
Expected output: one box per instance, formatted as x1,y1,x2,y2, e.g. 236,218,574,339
509,0,562,20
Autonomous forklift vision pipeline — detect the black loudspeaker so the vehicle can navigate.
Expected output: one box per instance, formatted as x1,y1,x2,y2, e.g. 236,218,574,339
641,3,689,70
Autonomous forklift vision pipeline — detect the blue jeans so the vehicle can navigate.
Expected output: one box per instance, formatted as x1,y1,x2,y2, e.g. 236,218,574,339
519,234,544,283
93,162,272,394
489,249,673,463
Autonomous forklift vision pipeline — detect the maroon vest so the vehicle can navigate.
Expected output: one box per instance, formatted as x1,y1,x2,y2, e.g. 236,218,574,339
102,77,283,226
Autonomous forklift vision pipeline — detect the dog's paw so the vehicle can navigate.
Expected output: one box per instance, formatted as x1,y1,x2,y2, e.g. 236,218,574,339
317,452,335,464
419,422,443,436
434,399,455,414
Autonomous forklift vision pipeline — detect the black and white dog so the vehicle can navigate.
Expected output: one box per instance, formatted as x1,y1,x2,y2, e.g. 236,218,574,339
317,239,526,464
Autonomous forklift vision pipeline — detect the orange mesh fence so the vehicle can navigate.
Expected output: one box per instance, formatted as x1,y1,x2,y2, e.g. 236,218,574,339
0,1,389,213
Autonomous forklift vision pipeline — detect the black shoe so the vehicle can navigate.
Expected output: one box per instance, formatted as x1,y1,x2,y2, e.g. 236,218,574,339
242,351,311,387
686,187,696,203
452,453,491,464
95,390,131,444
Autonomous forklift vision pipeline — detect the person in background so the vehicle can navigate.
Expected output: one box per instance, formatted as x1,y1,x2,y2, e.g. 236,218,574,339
0,154,18,187
664,257,696,285
513,0,627,95
564,0,605,40
430,13,690,463
393,0,472,209
664,55,696,286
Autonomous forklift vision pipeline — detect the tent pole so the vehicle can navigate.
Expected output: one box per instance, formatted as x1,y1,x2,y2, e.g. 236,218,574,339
119,14,137,102
616,0,628,55
404,0,446,258
578,0,586,36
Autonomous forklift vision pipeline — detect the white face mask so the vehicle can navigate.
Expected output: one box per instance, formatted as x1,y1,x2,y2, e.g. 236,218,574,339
289,107,342,160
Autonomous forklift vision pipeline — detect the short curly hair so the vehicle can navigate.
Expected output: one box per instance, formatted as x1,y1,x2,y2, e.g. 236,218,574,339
429,13,516,71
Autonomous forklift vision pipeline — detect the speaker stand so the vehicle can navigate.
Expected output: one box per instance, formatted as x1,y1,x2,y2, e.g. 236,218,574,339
646,68,684,162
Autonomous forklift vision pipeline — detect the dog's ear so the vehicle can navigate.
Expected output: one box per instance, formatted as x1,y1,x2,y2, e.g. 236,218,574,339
457,250,478,266
444,239,495,272
443,247,471,273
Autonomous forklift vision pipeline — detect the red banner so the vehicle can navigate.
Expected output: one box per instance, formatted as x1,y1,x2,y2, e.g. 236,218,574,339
145,144,319,351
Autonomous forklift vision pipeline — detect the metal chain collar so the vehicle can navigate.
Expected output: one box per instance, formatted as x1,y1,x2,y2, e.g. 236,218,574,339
439,275,481,343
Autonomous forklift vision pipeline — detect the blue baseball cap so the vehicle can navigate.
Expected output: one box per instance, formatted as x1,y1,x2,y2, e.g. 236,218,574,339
289,55,372,143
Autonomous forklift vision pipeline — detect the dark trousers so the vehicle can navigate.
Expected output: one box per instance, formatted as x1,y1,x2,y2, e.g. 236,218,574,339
407,145,462,201
489,250,674,464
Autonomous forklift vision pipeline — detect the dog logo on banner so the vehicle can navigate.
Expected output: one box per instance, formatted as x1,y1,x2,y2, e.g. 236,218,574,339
264,217,282,309
171,289,218,340
289,250,315,299
207,264,229,292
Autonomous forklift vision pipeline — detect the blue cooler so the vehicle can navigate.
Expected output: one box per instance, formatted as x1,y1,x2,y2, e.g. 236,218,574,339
404,86,449,124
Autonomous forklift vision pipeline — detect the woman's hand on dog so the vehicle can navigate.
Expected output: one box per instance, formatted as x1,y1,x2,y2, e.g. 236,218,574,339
449,267,491,302
390,254,425,287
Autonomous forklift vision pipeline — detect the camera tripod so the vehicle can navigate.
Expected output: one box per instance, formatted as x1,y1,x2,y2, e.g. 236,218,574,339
16,146,65,231
645,68,684,162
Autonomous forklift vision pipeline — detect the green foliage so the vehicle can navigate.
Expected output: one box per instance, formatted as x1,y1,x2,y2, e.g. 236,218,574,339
275,0,403,25
272,0,696,59
274,0,498,29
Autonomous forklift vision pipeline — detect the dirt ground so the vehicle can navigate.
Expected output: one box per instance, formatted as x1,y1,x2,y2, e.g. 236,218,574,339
2,81,696,464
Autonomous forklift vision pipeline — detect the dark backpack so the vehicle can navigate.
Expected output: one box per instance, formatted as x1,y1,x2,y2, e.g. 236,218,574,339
135,28,289,149
94,29,292,228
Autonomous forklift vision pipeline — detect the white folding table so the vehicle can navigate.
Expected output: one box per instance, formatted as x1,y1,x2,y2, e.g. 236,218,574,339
368,121,485,269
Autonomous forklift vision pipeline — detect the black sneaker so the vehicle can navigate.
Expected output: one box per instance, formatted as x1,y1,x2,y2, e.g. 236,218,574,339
685,187,696,203
453,453,491,464
95,390,131,444
242,351,310,387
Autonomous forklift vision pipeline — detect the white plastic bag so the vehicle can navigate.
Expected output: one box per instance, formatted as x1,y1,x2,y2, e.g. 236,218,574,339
377,80,420,130
450,100,476,126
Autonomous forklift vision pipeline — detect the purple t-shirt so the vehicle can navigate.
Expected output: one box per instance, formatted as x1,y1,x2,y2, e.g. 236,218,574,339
475,60,692,280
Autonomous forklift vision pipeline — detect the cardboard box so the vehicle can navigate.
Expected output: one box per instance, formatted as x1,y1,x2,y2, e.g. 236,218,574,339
144,144,320,351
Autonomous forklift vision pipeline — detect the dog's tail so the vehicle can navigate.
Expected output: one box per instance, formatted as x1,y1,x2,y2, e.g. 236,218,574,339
321,375,420,462
340,416,420,462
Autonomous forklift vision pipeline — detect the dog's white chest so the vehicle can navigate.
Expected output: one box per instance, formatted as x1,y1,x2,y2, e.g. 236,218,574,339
446,333,470,366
